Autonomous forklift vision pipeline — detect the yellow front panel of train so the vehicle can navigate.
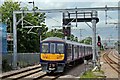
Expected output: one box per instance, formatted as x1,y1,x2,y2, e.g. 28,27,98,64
40,53,64,61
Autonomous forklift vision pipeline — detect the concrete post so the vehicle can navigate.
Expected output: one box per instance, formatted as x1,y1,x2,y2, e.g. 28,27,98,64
92,11,97,67
13,13,17,69
65,36,67,40
97,47,101,71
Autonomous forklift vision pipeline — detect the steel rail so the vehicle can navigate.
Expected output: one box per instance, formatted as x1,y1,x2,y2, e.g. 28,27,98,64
11,69,42,80
1,65,41,79
112,50,120,61
103,50,120,74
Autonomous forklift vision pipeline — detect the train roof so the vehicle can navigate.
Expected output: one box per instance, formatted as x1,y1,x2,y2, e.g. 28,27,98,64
41,37,92,47
41,37,65,42
65,39,92,47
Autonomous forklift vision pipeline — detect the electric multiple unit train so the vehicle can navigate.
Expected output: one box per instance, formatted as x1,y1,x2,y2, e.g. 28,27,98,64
40,37,92,73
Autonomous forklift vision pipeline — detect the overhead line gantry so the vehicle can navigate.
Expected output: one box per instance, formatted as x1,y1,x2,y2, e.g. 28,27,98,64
13,6,119,13
13,6,119,69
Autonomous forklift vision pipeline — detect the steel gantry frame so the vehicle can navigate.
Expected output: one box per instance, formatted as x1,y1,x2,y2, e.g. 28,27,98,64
13,6,119,69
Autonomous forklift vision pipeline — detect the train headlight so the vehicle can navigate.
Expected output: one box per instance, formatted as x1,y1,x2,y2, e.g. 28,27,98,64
42,55,48,59
57,55,64,59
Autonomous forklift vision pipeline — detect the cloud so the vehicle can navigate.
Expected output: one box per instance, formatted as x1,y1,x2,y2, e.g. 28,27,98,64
45,13,62,30
0,0,4,6
91,2,118,7
36,2,65,9
0,0,118,40
97,19,118,27
18,0,120,2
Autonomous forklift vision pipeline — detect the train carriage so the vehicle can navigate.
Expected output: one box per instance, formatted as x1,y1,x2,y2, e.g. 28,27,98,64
40,37,92,73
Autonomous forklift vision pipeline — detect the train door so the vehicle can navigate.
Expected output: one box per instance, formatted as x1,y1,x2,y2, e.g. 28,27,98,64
86,47,88,56
81,46,84,58
79,46,82,58
72,45,74,60
80,46,83,58
83,46,85,57
74,45,78,59
90,47,92,55
88,47,89,55
77,46,79,58
89,47,90,55
67,44,72,61
88,47,90,55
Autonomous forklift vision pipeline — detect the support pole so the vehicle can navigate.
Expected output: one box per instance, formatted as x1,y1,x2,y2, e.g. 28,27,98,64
75,10,77,27
0,13,2,74
38,29,41,43
105,5,108,24
63,12,67,40
13,13,17,69
79,29,84,41
92,11,97,67
65,36,67,40
97,47,101,71
79,29,81,41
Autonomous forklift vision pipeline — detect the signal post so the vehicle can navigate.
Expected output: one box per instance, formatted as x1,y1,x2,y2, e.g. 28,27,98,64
97,35,102,71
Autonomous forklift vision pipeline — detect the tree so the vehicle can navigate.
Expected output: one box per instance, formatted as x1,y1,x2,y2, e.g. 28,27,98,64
80,37,92,45
70,34,75,41
0,1,20,32
114,41,120,51
17,12,48,52
45,28,79,42
46,28,64,38
75,37,78,42
0,1,48,53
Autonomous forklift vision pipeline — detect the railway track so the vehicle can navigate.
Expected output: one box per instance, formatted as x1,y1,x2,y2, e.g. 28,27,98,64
1,65,41,79
1,65,63,80
103,50,120,74
112,50,120,61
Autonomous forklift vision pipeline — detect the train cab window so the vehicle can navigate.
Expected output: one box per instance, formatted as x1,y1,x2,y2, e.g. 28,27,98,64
42,43,49,53
57,44,64,53
50,43,56,53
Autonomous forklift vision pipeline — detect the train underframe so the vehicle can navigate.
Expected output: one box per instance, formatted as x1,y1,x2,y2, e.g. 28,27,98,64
41,62,65,73
40,54,93,73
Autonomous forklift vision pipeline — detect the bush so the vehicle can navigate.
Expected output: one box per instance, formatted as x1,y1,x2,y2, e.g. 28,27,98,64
2,59,12,72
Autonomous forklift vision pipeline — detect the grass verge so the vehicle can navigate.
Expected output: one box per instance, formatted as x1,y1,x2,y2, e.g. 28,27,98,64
80,70,106,78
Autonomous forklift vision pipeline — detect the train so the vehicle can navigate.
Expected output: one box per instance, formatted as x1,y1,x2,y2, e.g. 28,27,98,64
40,37,92,73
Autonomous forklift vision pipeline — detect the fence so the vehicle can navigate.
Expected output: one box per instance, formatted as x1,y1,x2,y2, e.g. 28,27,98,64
2,53,40,68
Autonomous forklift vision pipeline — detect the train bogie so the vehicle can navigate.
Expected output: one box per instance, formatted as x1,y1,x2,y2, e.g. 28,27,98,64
40,63,65,73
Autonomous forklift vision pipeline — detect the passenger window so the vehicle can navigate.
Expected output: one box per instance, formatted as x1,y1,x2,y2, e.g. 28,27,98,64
57,44,64,53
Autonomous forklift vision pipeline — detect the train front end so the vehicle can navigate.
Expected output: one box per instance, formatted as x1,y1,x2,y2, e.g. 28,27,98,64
40,37,66,73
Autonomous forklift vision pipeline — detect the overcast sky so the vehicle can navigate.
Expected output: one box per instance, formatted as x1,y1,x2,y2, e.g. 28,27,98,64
0,0,119,41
